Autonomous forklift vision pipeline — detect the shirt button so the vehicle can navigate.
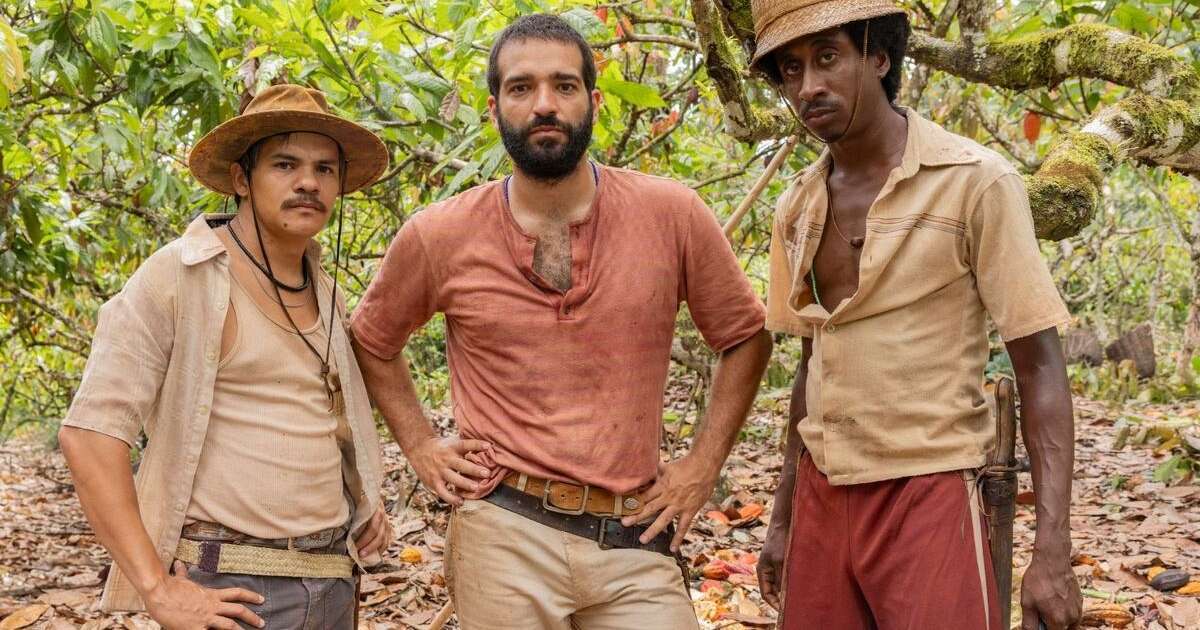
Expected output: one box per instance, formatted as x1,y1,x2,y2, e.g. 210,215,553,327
827,324,836,333
215,301,226,311
176,502,186,512
197,404,209,415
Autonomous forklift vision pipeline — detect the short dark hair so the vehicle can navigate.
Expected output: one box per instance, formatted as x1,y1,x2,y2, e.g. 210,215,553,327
487,14,597,98
764,13,910,103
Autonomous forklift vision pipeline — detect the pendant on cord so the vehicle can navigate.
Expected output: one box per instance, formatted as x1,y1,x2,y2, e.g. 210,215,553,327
850,236,865,248
321,364,345,416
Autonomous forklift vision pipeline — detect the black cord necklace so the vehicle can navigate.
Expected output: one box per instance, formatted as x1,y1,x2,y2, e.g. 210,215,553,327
226,220,311,293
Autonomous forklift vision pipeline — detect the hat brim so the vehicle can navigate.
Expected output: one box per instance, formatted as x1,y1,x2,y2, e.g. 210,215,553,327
750,2,905,76
188,110,389,195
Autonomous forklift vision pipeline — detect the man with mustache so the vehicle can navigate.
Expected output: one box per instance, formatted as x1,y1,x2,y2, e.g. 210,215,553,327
59,84,392,628
351,13,772,630
750,2,1083,630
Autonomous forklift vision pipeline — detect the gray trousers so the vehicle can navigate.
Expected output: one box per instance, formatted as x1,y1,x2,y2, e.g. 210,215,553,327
183,563,356,630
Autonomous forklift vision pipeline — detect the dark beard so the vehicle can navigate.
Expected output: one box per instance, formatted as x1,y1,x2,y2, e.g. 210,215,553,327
497,104,593,182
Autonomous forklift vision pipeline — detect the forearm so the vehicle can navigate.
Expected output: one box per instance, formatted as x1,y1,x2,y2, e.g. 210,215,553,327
352,339,436,455
58,427,166,596
689,329,772,468
1007,330,1075,553
1018,374,1074,548
770,336,810,528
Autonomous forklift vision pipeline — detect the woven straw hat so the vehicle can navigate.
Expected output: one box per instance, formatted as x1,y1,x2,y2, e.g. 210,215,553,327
750,0,905,75
189,84,389,195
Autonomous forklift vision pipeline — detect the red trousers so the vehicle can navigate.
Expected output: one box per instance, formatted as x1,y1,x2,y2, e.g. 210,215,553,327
781,454,1001,630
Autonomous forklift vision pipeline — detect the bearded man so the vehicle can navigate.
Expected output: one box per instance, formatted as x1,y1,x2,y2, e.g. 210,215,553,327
350,13,772,630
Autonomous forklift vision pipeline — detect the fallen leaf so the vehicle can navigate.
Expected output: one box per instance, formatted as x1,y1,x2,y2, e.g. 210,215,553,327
738,503,764,520
399,547,423,564
0,604,50,630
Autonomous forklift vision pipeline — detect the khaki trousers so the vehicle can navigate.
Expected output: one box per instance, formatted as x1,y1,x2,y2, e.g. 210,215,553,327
446,499,700,630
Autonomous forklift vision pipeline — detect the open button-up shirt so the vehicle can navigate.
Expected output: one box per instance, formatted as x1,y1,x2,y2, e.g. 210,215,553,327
766,110,1070,485
62,214,386,611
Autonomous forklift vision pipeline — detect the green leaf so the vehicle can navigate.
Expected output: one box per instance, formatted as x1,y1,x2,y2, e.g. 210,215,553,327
399,91,427,121
404,73,450,98
1152,454,1183,483
597,76,666,108
28,40,52,79
185,32,221,79
20,202,43,245
438,162,478,200
0,16,25,92
560,7,606,40
1111,4,1156,34
88,10,120,69
1005,15,1045,38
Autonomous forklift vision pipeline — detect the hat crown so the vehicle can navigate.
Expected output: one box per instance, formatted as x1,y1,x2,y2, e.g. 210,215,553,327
240,84,332,118
752,0,830,36
748,0,903,73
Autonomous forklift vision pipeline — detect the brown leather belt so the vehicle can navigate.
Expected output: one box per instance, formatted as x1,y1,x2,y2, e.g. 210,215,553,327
500,472,648,517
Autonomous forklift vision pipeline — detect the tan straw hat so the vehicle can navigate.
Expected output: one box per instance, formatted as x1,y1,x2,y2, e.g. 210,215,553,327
188,84,389,195
750,0,905,75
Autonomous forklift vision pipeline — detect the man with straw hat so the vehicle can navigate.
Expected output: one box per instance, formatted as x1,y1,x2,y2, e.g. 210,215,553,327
749,2,1083,629
59,83,393,628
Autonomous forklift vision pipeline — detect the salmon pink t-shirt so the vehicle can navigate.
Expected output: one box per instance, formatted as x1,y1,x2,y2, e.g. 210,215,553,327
351,165,766,496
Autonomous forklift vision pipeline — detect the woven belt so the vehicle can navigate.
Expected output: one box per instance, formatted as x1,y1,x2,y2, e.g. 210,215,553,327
176,538,354,579
483,483,675,557
501,472,647,517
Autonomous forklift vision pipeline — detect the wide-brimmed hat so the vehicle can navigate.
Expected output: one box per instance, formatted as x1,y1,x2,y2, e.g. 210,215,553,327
750,0,905,76
188,84,389,195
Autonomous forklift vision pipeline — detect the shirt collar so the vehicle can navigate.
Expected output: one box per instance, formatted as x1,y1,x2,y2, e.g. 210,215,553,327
179,212,324,267
797,108,980,186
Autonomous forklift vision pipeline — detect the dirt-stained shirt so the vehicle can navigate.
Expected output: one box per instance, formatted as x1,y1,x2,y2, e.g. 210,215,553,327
62,214,386,611
766,109,1070,485
351,165,766,496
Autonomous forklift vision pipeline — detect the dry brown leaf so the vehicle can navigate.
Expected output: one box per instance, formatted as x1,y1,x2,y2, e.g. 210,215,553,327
0,604,50,630
1079,602,1133,627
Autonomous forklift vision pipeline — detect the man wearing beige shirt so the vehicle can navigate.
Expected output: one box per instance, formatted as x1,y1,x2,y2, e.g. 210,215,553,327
59,84,392,629
748,2,1083,630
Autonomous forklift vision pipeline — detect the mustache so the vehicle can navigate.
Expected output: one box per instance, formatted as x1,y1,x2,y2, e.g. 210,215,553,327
523,115,569,135
282,194,327,213
800,99,836,117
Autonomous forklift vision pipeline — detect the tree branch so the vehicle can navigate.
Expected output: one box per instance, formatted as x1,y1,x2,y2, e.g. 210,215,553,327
591,34,701,52
690,0,794,143
704,0,1200,240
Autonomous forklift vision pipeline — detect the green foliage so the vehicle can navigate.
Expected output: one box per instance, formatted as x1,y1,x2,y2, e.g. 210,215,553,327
1,0,1199,438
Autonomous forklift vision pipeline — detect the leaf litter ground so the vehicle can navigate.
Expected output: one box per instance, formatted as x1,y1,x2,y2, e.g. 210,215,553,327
1,391,1198,629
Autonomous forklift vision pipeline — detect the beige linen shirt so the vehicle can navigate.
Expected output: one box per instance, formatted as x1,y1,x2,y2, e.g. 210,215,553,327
62,214,386,611
766,109,1070,485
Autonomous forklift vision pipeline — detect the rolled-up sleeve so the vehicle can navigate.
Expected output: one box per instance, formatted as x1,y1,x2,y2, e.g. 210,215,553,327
680,193,767,352
62,256,175,447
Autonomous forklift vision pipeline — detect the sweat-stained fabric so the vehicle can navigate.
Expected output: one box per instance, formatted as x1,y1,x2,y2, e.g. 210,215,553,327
61,214,386,611
351,165,767,497
765,109,1070,485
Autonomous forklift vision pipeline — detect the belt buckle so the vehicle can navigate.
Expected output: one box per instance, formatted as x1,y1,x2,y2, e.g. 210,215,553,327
542,480,588,516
